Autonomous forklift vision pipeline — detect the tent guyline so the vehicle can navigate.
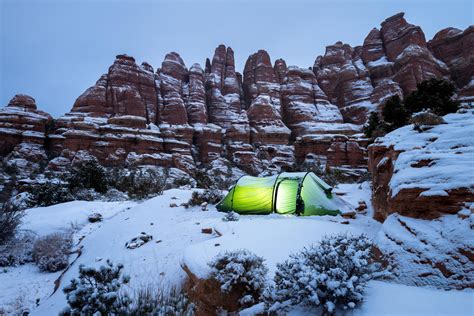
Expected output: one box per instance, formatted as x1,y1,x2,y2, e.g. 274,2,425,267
216,172,342,216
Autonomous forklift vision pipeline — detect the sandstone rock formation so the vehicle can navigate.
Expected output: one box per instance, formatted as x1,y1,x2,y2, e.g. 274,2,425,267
314,42,375,124
0,95,52,178
0,95,52,156
0,12,472,179
368,110,474,222
429,26,474,103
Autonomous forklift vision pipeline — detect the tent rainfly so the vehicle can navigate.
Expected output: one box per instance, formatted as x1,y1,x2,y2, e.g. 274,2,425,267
216,172,343,216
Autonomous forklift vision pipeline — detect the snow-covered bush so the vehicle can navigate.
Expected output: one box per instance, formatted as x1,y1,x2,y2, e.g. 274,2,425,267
194,164,235,190
271,233,388,314
32,232,72,272
27,182,73,207
126,285,194,315
71,188,101,201
189,190,223,206
108,167,166,200
209,249,268,307
0,231,36,266
61,260,131,316
0,201,24,244
68,159,107,194
102,188,128,202
222,211,239,222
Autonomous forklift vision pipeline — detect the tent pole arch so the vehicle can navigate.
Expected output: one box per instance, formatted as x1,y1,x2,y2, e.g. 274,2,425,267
295,171,310,215
230,174,246,212
271,173,282,213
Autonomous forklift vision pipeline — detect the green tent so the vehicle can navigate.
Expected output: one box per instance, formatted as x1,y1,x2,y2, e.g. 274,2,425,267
216,172,342,216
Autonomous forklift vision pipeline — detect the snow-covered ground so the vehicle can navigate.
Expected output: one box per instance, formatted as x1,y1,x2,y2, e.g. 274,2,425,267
0,184,472,315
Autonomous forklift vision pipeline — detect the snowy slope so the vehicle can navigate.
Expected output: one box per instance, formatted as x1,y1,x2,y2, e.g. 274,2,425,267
183,215,378,280
0,185,472,315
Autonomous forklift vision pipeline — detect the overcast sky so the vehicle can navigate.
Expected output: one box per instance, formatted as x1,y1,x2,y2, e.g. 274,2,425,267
1,0,472,117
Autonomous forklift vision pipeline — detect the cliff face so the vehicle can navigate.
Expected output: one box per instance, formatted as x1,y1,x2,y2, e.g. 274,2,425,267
1,12,473,177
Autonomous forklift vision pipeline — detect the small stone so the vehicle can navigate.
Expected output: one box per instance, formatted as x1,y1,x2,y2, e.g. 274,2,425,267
201,228,213,234
170,203,178,207
88,213,103,223
457,209,471,220
356,201,367,212
125,232,153,249
341,210,356,219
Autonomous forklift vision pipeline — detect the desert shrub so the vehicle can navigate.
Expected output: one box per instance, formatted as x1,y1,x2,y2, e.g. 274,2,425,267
382,95,409,131
0,202,25,245
270,233,389,314
0,231,36,266
188,190,223,206
363,111,383,138
173,177,192,187
222,211,239,222
404,78,459,116
32,232,72,272
61,260,131,316
291,159,350,186
68,159,107,194
209,249,268,307
125,285,194,315
108,168,165,200
102,188,128,202
194,168,213,189
27,182,73,207
194,164,235,190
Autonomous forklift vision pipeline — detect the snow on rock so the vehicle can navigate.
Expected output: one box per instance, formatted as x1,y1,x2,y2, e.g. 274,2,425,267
377,212,474,289
369,110,474,221
0,95,52,160
313,42,374,124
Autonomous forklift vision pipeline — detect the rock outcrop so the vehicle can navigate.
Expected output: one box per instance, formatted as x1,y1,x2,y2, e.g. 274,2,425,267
242,50,295,171
314,42,375,124
0,95,52,156
377,213,474,289
428,26,474,100
368,110,474,222
0,95,52,178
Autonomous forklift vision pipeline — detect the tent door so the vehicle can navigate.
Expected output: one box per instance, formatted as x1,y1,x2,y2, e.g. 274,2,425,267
275,179,299,214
